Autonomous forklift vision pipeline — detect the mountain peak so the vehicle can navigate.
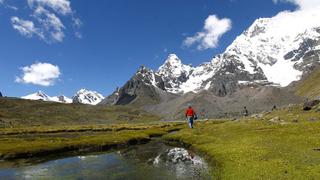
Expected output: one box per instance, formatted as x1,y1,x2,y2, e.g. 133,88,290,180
165,54,181,63
73,89,104,105
160,54,186,69
158,54,192,76
136,65,153,74
157,54,193,93
22,91,51,101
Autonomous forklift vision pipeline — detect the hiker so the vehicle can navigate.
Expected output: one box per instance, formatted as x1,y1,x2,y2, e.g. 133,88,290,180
272,105,277,111
185,106,197,128
243,106,248,116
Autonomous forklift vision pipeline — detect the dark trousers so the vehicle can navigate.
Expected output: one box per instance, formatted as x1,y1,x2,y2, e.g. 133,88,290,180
187,116,194,128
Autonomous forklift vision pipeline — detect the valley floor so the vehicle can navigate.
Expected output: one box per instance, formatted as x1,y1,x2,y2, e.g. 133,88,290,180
164,104,320,179
0,104,320,179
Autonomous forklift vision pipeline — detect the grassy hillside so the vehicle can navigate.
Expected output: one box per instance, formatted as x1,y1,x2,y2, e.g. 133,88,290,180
164,104,320,179
0,98,160,128
296,67,320,99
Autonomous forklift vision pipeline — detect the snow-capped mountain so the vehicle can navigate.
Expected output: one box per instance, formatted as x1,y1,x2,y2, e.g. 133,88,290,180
21,91,72,103
103,8,320,106
72,89,104,105
176,8,320,93
22,91,52,101
155,9,320,95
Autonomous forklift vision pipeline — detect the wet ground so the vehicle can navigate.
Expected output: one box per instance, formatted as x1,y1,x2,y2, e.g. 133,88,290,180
0,139,211,180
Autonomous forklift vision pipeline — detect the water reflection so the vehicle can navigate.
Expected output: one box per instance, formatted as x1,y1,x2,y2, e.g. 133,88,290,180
0,140,211,180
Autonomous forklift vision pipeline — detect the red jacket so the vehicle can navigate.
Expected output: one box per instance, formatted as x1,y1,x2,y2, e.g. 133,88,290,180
185,108,196,117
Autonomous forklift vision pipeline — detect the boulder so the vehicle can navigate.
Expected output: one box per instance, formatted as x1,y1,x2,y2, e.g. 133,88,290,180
303,100,320,111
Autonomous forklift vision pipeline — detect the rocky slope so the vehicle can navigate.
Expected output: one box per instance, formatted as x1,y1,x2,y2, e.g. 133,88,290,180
100,66,177,106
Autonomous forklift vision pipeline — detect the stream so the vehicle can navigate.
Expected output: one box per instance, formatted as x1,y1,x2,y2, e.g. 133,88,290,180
0,139,211,180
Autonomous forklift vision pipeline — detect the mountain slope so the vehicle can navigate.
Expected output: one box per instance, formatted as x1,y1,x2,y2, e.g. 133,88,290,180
295,67,320,99
0,97,160,127
146,86,301,119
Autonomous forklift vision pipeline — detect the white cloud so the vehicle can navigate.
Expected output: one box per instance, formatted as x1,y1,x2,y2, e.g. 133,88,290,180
183,15,232,50
27,0,72,15
0,0,18,10
33,6,65,42
11,17,44,39
4,0,82,43
16,62,61,86
273,0,320,10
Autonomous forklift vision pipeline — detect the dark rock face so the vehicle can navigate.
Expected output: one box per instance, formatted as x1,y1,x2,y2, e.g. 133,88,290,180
207,55,267,97
303,100,320,111
0,91,2,97
284,37,320,74
101,66,167,106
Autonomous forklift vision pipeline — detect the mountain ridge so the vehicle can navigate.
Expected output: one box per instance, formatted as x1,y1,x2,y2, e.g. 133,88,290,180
21,89,104,105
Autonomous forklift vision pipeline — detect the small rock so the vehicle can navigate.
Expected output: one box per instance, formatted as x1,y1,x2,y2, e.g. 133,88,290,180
292,119,299,123
264,111,271,115
309,118,318,122
251,113,264,119
269,116,280,123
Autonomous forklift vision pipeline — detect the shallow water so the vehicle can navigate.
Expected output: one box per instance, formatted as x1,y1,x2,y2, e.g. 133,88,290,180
0,140,211,180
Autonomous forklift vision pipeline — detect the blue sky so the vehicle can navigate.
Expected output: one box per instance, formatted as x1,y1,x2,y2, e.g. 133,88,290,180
0,0,296,97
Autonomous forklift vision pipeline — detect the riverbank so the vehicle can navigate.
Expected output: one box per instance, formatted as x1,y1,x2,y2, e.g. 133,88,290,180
0,122,183,160
164,104,320,179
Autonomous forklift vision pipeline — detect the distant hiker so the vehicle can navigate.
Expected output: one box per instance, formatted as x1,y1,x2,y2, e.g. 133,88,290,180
185,106,197,129
272,105,277,111
243,106,248,116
